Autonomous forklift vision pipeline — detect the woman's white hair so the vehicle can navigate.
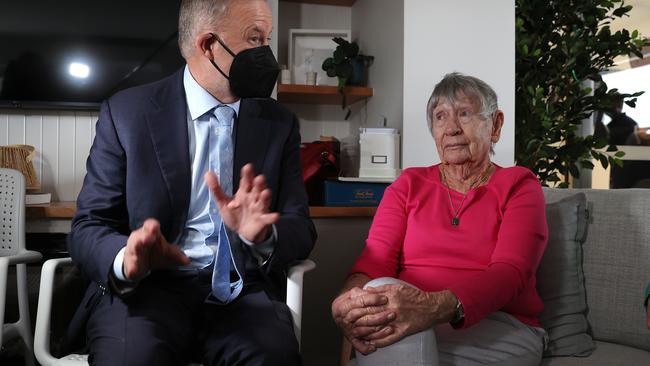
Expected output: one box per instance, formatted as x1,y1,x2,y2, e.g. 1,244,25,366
178,0,232,59
426,72,499,132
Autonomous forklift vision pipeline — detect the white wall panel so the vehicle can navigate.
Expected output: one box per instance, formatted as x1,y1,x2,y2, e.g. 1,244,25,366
56,112,76,201
41,112,60,200
1,114,9,145
7,113,25,144
0,109,97,201
24,114,42,184
74,112,93,196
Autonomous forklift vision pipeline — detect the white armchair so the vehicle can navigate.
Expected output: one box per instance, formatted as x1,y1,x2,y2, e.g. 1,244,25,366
0,168,43,366
35,257,316,366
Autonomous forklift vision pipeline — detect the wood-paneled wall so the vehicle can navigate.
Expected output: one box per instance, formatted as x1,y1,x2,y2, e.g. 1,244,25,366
1,109,98,201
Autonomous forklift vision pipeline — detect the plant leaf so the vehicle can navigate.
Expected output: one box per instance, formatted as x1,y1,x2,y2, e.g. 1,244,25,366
322,58,334,71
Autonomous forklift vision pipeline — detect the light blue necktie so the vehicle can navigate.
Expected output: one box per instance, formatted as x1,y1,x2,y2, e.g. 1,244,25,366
209,105,242,303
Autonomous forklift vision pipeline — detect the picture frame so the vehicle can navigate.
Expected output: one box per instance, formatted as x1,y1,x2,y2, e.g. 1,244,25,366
288,29,351,86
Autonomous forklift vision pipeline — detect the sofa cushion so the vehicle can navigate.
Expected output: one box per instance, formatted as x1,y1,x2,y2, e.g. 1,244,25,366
540,341,650,366
537,192,594,356
544,188,650,352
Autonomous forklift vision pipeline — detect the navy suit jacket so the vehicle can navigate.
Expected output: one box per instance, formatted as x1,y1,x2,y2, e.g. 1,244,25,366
67,68,316,296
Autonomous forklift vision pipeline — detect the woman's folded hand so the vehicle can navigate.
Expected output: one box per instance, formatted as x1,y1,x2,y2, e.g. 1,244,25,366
357,285,457,349
332,287,392,355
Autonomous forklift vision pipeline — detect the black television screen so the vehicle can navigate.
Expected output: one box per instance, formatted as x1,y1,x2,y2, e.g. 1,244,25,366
0,0,184,110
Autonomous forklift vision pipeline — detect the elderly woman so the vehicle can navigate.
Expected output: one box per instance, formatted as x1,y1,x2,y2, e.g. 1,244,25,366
332,73,548,365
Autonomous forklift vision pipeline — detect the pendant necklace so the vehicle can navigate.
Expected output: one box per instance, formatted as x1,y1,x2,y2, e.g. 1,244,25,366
440,163,494,226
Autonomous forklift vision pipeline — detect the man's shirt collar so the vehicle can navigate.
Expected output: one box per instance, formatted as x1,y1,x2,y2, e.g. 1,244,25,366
183,65,240,120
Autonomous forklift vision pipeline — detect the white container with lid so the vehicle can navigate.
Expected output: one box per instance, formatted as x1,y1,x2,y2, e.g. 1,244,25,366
359,128,401,179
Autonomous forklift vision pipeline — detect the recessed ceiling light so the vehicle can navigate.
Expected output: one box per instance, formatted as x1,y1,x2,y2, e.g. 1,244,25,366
69,62,90,78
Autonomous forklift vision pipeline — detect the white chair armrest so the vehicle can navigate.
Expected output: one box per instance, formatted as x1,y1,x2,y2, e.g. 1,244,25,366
33,257,315,364
6,250,43,265
0,257,9,346
34,257,75,366
286,259,316,349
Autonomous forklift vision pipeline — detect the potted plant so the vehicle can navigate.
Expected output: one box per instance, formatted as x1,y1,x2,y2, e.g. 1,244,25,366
322,37,374,117
515,0,647,187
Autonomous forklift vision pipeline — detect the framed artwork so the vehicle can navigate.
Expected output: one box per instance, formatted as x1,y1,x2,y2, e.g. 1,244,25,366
288,29,351,86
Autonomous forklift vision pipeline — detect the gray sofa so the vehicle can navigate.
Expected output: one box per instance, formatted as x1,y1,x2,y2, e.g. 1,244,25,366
540,188,650,365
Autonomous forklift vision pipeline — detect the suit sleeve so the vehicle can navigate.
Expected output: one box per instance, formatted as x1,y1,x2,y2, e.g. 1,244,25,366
67,100,130,286
268,115,317,271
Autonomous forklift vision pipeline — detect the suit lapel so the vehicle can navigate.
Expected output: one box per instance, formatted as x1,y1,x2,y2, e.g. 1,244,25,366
230,99,271,274
233,99,271,191
144,70,191,242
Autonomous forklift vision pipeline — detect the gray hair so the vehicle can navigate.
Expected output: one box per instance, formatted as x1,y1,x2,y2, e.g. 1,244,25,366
178,0,231,59
426,72,499,133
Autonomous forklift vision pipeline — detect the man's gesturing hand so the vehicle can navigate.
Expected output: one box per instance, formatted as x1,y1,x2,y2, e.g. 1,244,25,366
123,219,190,281
205,163,280,243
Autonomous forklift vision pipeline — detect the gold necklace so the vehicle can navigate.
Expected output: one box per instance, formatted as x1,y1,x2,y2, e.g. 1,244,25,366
440,163,495,226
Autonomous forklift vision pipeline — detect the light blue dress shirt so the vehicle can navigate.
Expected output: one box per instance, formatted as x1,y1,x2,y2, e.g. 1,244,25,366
112,65,275,281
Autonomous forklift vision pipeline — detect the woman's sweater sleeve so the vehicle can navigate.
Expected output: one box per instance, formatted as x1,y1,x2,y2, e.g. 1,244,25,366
348,174,410,279
447,170,548,328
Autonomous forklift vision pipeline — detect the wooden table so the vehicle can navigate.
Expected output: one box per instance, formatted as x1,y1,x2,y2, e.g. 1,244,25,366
25,202,377,232
26,201,76,219
25,202,76,233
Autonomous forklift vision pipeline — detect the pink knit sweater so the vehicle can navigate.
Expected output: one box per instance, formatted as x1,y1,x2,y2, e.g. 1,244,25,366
349,164,548,328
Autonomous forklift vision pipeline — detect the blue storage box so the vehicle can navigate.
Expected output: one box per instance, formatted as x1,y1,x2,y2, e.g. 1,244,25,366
323,180,390,207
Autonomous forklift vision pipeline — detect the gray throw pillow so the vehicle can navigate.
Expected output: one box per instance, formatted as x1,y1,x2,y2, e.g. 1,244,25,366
537,192,595,357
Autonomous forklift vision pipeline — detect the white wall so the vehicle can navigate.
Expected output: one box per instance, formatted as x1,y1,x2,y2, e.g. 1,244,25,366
402,0,515,168
277,2,352,68
278,2,354,147
352,0,404,131
349,0,404,174
1,109,97,201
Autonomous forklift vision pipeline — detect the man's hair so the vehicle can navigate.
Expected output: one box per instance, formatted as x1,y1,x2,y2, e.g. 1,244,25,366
178,0,231,59
426,72,499,132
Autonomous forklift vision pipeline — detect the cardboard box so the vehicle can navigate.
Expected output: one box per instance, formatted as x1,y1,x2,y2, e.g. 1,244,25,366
323,180,389,207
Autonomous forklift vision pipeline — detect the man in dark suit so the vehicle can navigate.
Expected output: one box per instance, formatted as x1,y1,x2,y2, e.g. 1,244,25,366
67,0,316,365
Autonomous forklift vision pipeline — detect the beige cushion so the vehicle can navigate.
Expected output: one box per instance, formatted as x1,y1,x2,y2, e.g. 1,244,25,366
540,341,650,366
543,189,650,352
537,193,594,356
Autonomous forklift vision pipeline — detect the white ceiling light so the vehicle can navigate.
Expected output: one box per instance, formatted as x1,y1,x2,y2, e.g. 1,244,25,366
69,62,90,78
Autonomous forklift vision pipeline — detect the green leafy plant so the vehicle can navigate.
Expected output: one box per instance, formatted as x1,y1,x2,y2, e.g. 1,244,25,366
515,0,647,187
322,37,374,116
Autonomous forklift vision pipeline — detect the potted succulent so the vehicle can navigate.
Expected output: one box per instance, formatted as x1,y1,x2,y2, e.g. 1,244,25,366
322,37,374,116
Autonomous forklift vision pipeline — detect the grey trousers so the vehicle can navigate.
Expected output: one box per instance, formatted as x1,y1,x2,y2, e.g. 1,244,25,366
355,277,546,366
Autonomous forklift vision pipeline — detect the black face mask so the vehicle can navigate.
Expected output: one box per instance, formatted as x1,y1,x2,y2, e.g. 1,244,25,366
209,33,280,99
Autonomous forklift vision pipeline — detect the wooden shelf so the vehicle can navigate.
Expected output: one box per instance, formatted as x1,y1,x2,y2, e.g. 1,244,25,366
26,201,76,219
277,84,373,105
281,0,356,6
309,206,376,217
25,202,376,219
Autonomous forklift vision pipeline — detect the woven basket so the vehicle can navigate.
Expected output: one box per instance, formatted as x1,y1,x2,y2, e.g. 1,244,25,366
0,144,40,191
